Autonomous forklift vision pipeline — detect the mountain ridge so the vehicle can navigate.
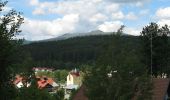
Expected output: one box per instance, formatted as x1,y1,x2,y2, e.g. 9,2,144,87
23,30,129,44
38,30,113,42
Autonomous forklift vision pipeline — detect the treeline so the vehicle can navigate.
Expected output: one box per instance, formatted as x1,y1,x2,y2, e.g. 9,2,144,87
84,24,170,100
23,34,141,69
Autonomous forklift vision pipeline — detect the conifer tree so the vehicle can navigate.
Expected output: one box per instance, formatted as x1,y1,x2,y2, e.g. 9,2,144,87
140,22,170,75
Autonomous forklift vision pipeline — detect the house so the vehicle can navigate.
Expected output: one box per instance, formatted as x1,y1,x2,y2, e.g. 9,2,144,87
33,67,54,73
37,76,59,92
13,75,24,88
66,69,82,86
13,75,31,88
65,69,83,99
13,75,59,93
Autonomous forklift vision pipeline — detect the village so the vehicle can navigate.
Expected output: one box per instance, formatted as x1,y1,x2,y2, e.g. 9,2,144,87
13,67,83,99
13,67,170,100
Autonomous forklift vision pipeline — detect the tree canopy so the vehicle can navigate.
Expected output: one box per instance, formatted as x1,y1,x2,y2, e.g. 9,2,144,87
140,22,170,75
0,1,24,99
84,26,152,100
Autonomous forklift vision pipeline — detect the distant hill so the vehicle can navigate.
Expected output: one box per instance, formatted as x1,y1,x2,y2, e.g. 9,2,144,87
23,34,140,69
24,30,129,43
23,40,33,44
39,30,113,42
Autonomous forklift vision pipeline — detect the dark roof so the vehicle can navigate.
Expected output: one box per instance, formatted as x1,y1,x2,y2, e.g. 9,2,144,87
73,85,88,100
70,72,80,77
152,78,170,100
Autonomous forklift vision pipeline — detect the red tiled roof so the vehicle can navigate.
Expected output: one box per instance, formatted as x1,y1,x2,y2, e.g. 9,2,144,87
37,80,48,88
47,78,54,84
37,77,55,89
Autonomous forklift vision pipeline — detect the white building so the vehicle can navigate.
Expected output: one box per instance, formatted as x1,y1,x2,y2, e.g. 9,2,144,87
66,69,82,86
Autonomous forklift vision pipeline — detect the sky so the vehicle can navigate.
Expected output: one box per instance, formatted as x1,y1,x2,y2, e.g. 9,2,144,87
5,0,170,40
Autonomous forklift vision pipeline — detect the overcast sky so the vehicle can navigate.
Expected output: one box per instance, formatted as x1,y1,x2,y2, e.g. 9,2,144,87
6,0,170,40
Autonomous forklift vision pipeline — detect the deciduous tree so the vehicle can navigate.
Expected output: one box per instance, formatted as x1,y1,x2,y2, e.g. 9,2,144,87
0,1,24,99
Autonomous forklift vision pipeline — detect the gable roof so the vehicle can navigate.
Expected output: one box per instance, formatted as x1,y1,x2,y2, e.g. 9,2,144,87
37,77,58,89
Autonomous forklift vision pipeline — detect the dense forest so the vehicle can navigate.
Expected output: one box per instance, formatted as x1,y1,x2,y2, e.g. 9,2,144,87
23,34,141,69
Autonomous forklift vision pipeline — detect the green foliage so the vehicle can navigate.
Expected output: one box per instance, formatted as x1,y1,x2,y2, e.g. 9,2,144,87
84,27,152,100
0,1,24,99
53,89,65,100
23,34,140,69
54,70,68,83
15,86,55,100
116,25,125,36
23,35,110,67
69,89,78,100
140,22,170,75
36,71,54,78
11,51,34,75
36,70,68,83
0,1,64,100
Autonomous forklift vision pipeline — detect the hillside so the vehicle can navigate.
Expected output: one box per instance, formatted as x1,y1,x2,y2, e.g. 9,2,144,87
38,30,112,42
23,34,141,69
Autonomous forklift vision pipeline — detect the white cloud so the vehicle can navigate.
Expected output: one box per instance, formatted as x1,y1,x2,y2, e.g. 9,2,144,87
98,21,141,35
155,7,170,27
30,0,39,6
104,3,120,14
135,1,143,7
139,9,150,15
32,8,45,15
98,21,123,32
92,0,103,3
28,0,122,33
31,0,120,16
112,11,124,20
25,0,144,40
158,19,170,26
124,27,141,35
48,0,100,16
39,2,56,8
21,14,79,40
126,12,138,20
156,7,170,19
106,0,150,3
90,13,108,22
109,11,138,21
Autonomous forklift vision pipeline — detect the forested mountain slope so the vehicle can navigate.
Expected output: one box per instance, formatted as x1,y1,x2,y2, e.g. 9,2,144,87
23,34,141,69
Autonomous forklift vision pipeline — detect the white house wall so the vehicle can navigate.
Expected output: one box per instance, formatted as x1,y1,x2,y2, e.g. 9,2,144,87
67,74,74,85
16,82,24,88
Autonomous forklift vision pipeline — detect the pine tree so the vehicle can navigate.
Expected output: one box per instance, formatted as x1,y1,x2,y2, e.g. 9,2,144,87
140,22,170,75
